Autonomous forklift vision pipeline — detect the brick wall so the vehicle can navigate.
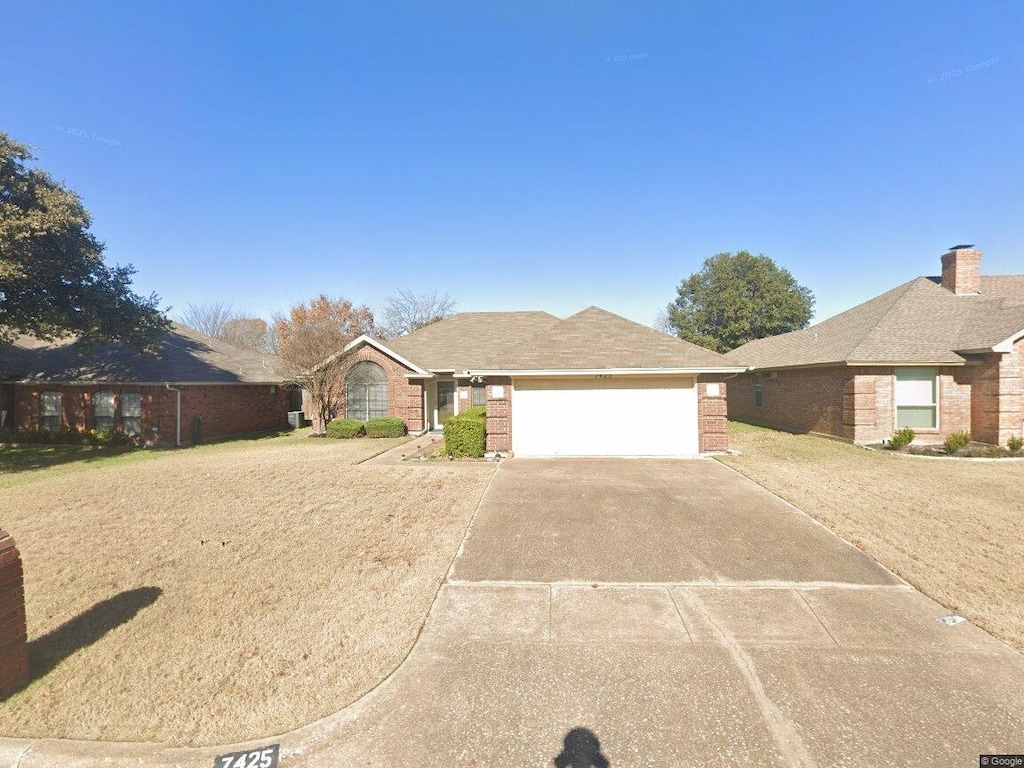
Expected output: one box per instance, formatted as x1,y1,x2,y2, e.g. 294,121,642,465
456,380,489,414
940,368,973,440
485,377,513,452
175,385,294,446
969,340,1024,445
729,368,851,439
0,532,29,699
697,376,729,453
999,339,1024,445
731,365,987,445
12,383,294,447
970,357,1001,443
308,344,425,433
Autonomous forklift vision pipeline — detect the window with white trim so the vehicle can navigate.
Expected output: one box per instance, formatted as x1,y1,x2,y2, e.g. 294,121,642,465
753,374,763,408
41,391,62,431
122,392,142,436
94,391,116,431
895,368,938,430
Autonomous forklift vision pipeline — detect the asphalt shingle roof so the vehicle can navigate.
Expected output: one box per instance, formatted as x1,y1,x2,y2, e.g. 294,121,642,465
386,312,561,372
388,306,735,372
724,274,1024,369
0,325,287,383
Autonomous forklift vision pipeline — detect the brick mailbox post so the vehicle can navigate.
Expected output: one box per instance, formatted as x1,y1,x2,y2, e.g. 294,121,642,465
0,531,29,698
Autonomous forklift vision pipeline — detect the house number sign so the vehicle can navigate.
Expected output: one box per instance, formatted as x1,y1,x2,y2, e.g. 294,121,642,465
214,744,279,768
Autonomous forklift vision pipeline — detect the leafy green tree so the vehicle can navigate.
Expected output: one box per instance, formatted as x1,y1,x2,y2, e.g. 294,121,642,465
667,251,814,352
0,131,168,351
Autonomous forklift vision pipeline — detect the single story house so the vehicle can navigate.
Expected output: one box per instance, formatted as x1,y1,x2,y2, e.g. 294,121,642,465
724,247,1024,445
316,306,744,456
0,325,297,447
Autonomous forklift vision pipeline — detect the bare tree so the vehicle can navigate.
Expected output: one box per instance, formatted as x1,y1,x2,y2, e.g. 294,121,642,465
653,309,675,336
177,301,236,338
221,316,271,353
380,289,457,338
273,295,377,433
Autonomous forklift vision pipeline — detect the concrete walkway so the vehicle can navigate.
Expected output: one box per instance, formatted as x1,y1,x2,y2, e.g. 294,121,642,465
360,432,444,464
6,459,1024,766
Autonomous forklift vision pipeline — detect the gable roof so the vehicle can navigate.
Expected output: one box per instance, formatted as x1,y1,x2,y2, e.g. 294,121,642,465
0,325,287,384
473,306,734,371
386,311,561,372
383,306,736,374
725,274,1024,369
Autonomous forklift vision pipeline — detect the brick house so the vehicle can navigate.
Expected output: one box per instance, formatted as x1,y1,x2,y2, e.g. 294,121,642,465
315,306,743,456
725,247,1024,445
0,325,296,447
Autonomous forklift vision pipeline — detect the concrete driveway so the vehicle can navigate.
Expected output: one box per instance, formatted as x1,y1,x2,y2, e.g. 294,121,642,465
7,458,1024,767
450,458,900,584
317,459,1024,766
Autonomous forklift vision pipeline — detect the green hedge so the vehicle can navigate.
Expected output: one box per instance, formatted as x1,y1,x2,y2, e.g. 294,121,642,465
365,417,408,438
0,428,134,447
326,419,365,439
444,410,486,458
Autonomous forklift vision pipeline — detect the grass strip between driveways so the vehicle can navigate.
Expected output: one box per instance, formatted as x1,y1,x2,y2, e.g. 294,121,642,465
717,421,1024,653
0,430,496,746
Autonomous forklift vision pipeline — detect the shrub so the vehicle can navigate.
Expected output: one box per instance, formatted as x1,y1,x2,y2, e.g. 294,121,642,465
326,419,365,439
943,431,971,455
444,412,486,458
460,406,487,420
0,428,85,445
887,428,915,450
364,417,407,438
82,429,135,447
1008,435,1024,454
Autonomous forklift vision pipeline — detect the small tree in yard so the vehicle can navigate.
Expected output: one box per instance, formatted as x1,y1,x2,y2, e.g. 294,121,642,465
666,251,814,353
273,295,376,433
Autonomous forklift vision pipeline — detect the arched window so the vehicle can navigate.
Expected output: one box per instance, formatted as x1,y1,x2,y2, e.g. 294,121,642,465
346,361,388,422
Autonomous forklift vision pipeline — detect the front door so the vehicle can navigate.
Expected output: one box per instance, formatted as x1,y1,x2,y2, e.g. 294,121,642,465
437,381,455,424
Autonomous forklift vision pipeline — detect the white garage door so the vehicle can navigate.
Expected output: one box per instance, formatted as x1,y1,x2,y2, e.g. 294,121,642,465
511,376,699,457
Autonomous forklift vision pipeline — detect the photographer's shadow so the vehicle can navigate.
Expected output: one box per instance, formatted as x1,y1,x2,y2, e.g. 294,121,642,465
554,727,609,768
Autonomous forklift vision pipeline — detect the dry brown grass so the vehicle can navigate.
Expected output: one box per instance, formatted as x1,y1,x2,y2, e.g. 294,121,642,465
0,432,495,745
718,422,1024,652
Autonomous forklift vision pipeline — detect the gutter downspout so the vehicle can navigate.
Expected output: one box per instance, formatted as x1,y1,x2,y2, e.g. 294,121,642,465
165,384,182,447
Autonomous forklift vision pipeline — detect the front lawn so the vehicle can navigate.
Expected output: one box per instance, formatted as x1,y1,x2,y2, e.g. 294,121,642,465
718,422,1024,652
0,434,495,745
1,445,130,474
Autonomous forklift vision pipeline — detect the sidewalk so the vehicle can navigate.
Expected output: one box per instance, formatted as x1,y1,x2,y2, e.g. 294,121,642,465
361,432,444,465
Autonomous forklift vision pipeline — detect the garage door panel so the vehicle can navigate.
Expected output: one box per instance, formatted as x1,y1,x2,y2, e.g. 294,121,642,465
512,377,699,457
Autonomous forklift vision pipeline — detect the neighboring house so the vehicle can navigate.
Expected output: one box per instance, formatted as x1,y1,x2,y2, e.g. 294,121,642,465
315,306,744,456
725,247,1024,445
0,325,296,447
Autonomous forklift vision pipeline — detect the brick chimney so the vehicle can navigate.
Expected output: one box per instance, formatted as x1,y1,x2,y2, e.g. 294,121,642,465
941,246,982,295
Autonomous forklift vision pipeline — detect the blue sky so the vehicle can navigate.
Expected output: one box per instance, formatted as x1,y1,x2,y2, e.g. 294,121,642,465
3,2,1021,328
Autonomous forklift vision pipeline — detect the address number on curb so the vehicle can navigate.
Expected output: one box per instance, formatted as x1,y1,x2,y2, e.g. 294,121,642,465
214,744,280,768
